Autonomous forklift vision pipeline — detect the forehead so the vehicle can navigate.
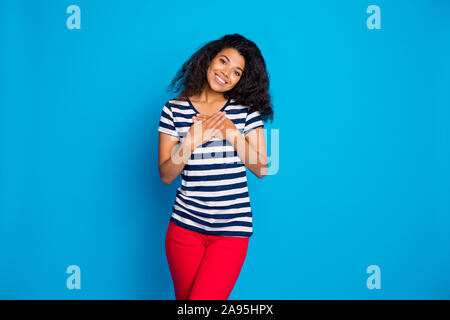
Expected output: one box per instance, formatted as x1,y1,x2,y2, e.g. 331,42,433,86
217,48,245,68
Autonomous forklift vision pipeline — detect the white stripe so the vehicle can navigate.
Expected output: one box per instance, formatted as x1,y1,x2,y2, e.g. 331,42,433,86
182,176,247,187
187,156,242,165
183,166,246,176
169,100,190,106
160,116,175,127
173,204,252,223
158,127,178,137
227,113,246,120
177,191,250,207
175,197,251,214
244,122,263,134
173,116,195,123
162,105,173,117
246,110,261,121
192,145,235,154
226,105,247,111
184,186,248,197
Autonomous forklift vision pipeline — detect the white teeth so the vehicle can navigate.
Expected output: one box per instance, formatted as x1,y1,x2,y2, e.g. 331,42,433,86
215,74,226,84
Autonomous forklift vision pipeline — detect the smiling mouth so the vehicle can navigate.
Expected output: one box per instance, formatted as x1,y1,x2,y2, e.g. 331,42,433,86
215,73,227,85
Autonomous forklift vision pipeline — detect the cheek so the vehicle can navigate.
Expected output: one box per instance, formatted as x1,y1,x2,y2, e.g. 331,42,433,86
230,76,241,86
209,64,222,78
207,69,217,83
211,60,222,71
207,63,217,75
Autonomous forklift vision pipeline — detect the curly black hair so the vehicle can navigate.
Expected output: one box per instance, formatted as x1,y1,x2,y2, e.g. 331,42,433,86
167,33,274,123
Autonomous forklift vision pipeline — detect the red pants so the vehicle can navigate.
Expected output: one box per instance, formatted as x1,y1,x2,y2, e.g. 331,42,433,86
165,220,250,300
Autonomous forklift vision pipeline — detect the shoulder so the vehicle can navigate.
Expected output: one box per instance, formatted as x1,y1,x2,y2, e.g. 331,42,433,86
227,98,253,114
161,97,190,112
229,99,261,114
167,96,189,106
168,96,188,103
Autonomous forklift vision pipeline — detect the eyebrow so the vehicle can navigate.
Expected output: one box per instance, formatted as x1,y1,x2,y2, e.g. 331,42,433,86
220,55,244,73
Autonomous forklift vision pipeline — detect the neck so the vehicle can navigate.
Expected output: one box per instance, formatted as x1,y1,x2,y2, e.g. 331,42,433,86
194,83,226,103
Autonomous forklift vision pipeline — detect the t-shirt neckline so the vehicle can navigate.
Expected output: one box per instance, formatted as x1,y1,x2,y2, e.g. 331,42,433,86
186,96,231,115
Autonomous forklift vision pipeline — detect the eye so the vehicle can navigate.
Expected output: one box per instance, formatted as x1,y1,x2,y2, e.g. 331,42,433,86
234,71,241,76
220,58,226,64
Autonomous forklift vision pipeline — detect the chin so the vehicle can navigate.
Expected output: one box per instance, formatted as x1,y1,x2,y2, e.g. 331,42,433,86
209,81,228,92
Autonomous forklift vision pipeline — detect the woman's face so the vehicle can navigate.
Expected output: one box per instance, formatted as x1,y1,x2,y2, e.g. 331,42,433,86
206,48,245,93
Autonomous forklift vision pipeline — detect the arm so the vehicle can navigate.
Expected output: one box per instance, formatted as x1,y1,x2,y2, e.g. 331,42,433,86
227,127,268,178
158,133,195,184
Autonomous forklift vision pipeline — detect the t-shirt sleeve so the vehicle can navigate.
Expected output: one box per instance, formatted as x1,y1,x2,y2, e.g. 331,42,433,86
243,109,264,136
158,103,180,140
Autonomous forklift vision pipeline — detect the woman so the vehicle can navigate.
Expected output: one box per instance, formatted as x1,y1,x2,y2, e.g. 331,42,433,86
158,33,274,300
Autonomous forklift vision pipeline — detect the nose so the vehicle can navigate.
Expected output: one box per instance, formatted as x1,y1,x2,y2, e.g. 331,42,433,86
221,68,230,80
220,73,230,84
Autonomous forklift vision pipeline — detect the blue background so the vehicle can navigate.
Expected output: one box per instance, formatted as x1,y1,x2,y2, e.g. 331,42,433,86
1,0,449,299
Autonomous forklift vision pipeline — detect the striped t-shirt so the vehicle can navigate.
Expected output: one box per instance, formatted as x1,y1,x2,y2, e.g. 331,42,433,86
158,96,264,238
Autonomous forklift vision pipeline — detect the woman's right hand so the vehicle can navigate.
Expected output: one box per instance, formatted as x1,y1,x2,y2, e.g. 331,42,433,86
187,111,227,150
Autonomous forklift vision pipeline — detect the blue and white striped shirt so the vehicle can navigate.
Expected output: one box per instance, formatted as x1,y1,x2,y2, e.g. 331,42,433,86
158,97,264,238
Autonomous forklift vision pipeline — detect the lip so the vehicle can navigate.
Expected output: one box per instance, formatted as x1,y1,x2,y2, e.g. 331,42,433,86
214,73,227,85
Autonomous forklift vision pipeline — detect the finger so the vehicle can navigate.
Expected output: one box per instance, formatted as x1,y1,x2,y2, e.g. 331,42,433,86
193,114,208,122
206,112,226,128
204,111,224,126
213,126,225,140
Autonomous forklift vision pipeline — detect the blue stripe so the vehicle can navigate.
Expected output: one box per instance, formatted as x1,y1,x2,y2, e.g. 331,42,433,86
192,150,238,158
176,191,250,210
226,108,247,116
245,124,264,135
159,121,175,132
180,181,247,192
174,199,252,219
245,115,262,127
182,170,245,182
184,162,243,171
171,111,195,119
173,121,193,127
182,191,249,202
